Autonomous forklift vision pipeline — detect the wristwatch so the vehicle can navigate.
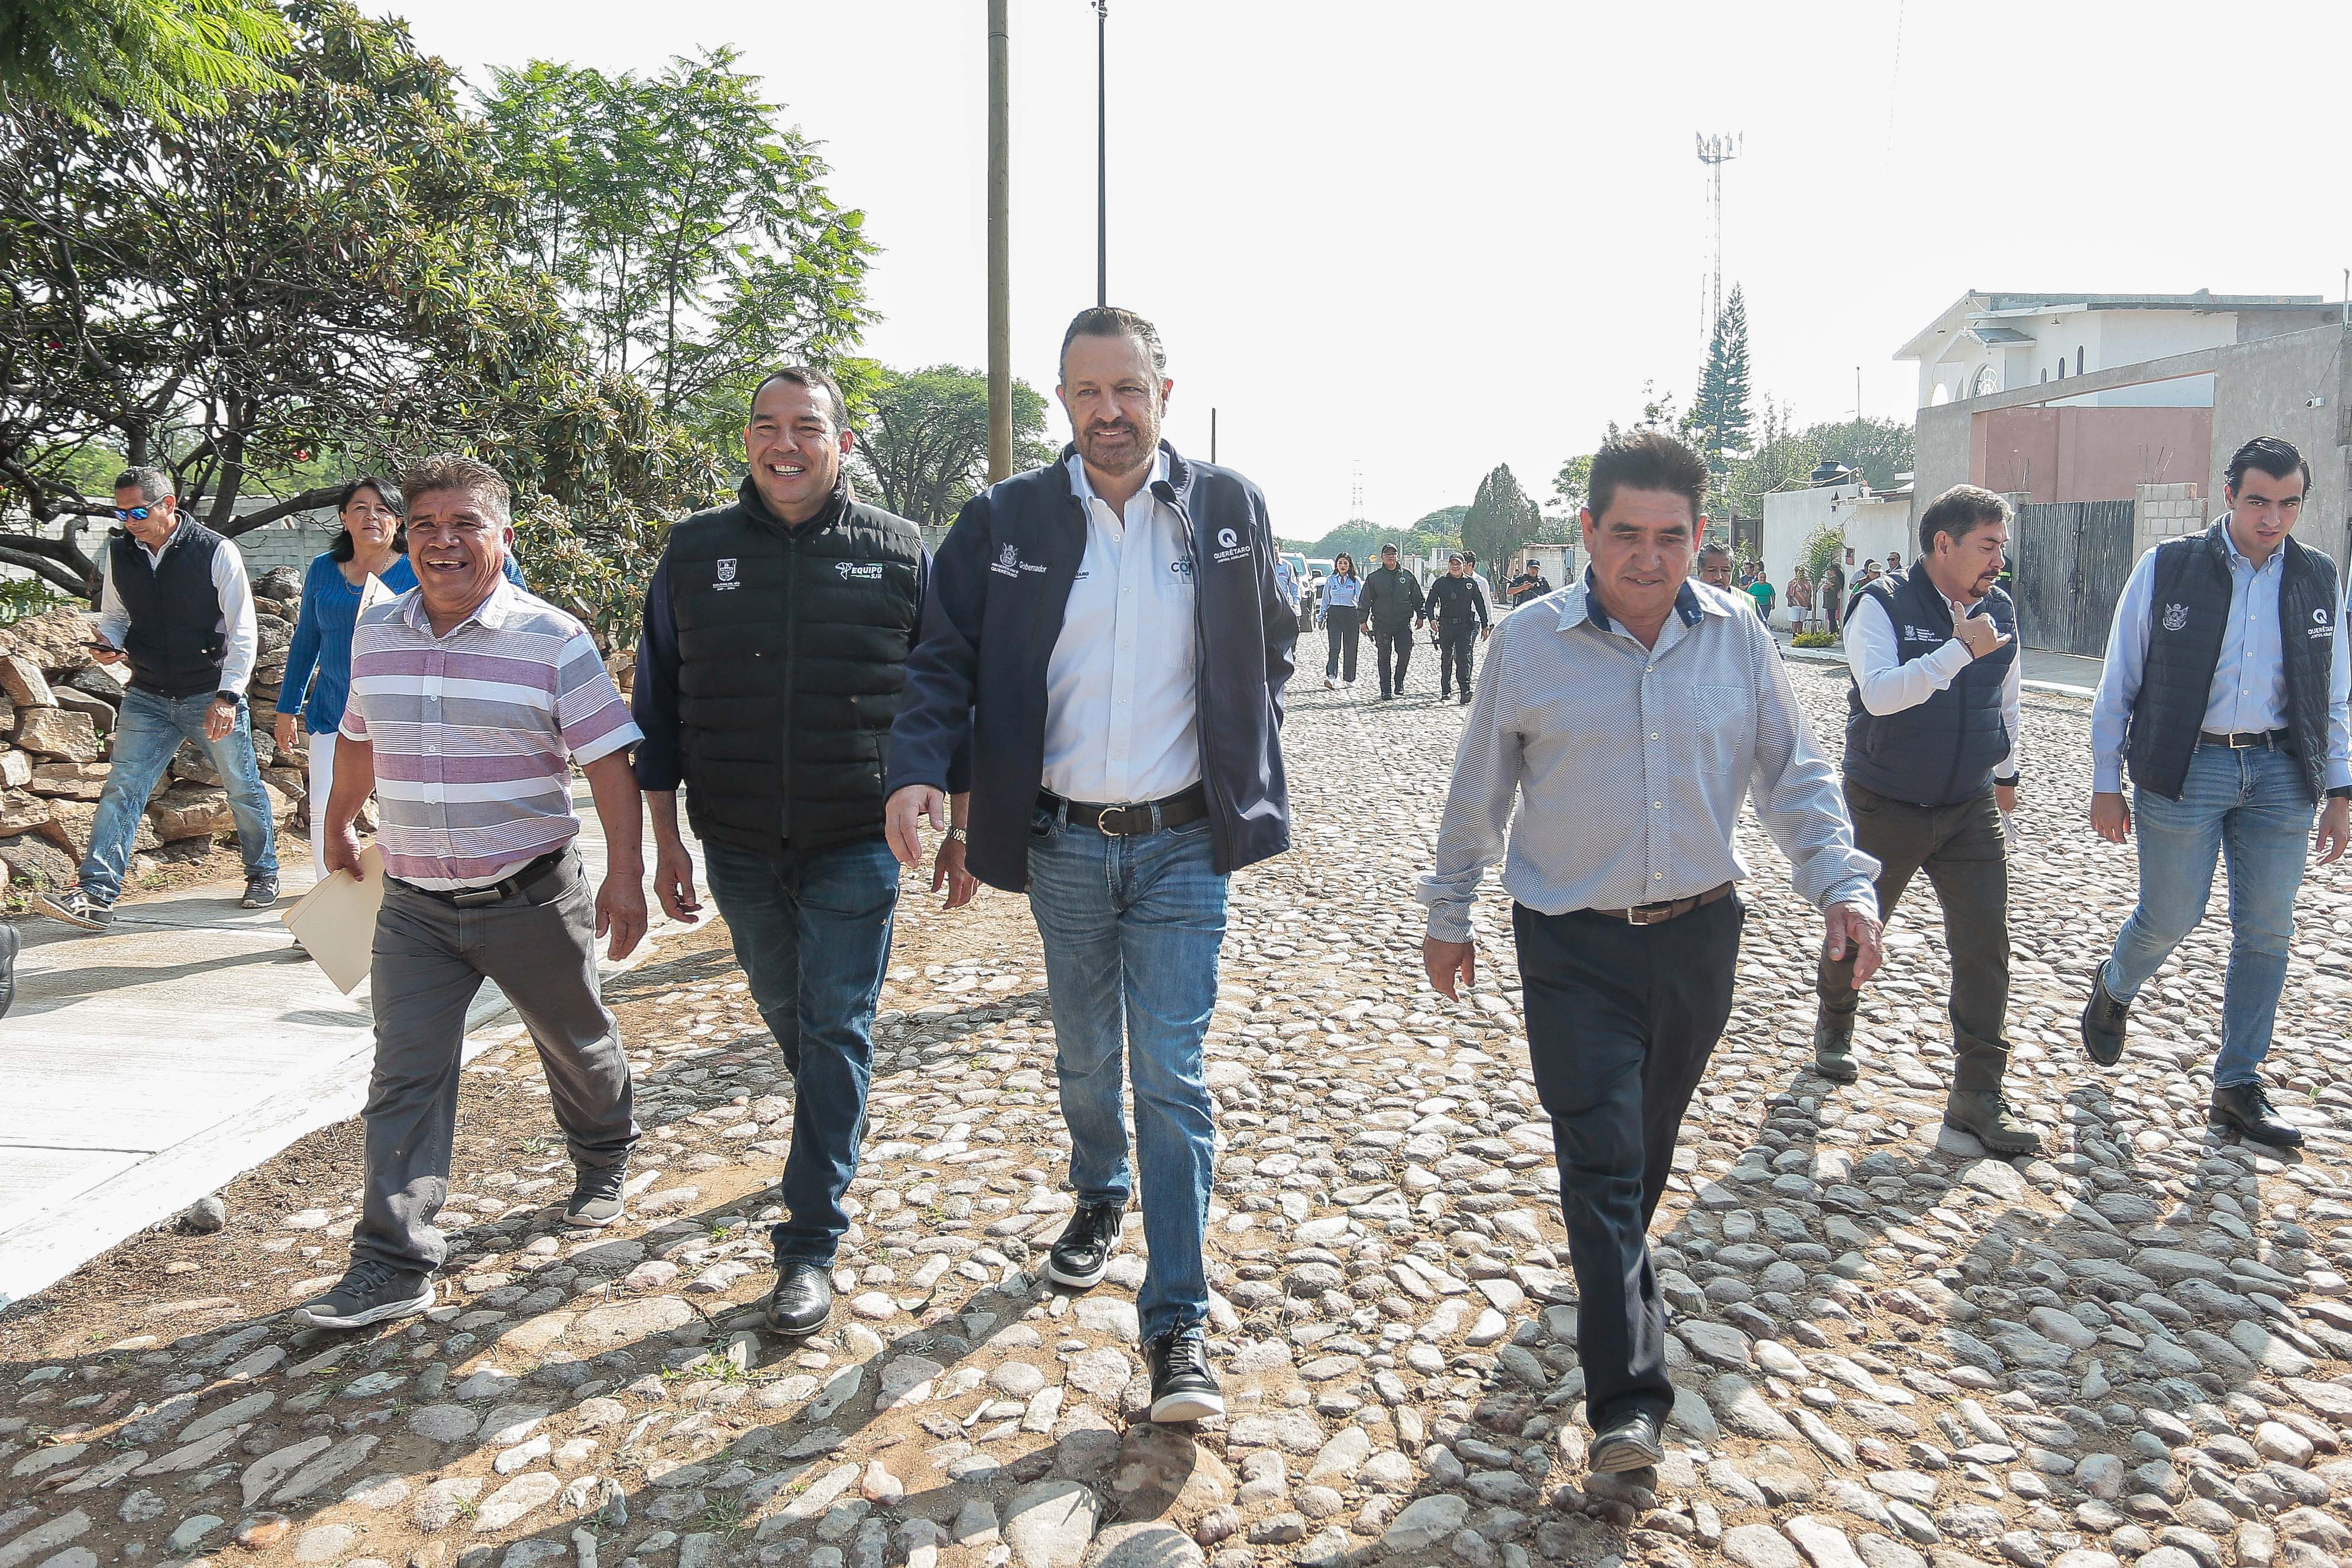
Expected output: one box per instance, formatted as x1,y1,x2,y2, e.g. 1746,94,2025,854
1994,774,2020,788
946,827,969,843
2328,787,2351,802
214,691,238,706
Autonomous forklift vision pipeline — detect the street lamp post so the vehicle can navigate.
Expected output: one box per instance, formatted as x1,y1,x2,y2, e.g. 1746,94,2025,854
987,0,1011,481
1094,0,1107,307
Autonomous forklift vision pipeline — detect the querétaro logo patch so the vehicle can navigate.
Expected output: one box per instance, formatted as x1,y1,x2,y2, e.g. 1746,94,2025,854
2312,606,2334,641
715,557,739,591
2162,603,2188,632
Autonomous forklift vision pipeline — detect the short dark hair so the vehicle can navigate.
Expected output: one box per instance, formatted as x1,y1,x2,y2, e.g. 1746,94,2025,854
1697,542,1731,562
115,466,172,504
2225,435,2311,497
1462,550,1477,565
328,475,406,562
1587,430,1708,524
1918,484,2011,554
402,453,510,525
1059,306,1167,383
751,366,849,432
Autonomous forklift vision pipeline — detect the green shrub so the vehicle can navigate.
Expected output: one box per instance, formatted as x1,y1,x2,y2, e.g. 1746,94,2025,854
1791,630,1837,649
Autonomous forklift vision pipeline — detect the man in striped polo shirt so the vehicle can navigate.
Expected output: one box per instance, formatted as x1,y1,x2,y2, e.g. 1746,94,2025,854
296,453,650,1329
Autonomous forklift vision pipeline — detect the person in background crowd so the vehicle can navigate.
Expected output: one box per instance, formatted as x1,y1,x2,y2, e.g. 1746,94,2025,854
887,306,1295,1423
2081,435,2351,1148
1785,565,1813,631
1697,543,1733,590
1422,552,1489,703
1320,551,1364,690
1506,558,1553,607
1745,570,1775,622
1300,565,1326,628
1361,544,1424,700
0,919,14,1018
633,366,970,1338
296,453,647,1329
1462,549,1497,622
37,467,277,929
1845,559,1883,625
1820,485,2036,1153
1820,557,1847,639
1886,549,1904,577
1419,429,1881,1478
1272,554,1302,620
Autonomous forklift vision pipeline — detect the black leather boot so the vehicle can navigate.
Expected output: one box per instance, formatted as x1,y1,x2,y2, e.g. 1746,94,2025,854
2210,1081,2304,1148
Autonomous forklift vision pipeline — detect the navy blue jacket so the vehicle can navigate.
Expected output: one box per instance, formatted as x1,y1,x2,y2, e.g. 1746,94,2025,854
887,442,1296,893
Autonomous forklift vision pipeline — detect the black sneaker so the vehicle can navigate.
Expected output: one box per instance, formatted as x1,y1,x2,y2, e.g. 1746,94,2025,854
35,887,114,930
1146,1323,1223,1422
0,922,17,1019
565,1161,628,1227
295,1261,435,1329
2079,968,2130,1066
764,1260,835,1336
1045,1201,1126,1289
241,876,280,909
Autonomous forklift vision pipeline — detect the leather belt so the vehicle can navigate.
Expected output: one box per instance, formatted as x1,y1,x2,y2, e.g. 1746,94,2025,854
1588,881,1734,926
1038,784,1209,836
393,848,571,908
2199,729,2289,750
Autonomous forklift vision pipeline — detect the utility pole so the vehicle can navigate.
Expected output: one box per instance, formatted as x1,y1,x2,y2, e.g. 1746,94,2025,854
1210,408,1217,464
987,0,1011,481
1095,1,1109,307
1694,132,1742,344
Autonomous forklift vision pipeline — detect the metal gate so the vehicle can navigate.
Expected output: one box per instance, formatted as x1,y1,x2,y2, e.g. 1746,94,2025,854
2014,500,2135,657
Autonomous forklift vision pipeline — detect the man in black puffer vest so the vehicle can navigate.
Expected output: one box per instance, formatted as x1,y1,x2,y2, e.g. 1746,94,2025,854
2082,436,2351,1148
37,467,279,930
634,366,967,1337
1817,486,2036,1153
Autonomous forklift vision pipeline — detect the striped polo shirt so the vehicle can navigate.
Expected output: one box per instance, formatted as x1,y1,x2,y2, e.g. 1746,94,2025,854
341,578,642,888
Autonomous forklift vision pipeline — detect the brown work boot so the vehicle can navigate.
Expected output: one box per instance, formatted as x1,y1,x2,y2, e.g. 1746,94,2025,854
1944,1091,2043,1157
1812,1006,1858,1082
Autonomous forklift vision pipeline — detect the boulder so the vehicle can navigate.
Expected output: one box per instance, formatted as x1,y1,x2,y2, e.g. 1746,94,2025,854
42,798,157,860
0,653,55,707
0,832,75,888
0,606,101,671
0,748,27,789
147,783,234,842
13,707,100,762
51,688,114,735
254,565,303,604
0,790,49,834
27,763,106,801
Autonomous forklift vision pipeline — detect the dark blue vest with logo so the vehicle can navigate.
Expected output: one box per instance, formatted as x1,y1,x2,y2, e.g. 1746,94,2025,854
108,521,230,698
2124,523,2337,806
1842,569,2017,807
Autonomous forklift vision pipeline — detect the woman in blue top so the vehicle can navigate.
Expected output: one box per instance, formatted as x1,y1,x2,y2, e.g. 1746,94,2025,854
274,477,416,884
1320,551,1365,689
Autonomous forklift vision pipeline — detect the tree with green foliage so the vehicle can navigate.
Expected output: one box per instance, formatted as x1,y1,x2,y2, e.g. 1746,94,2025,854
0,0,292,128
1461,464,1541,571
1280,505,1462,562
1687,284,1753,477
1552,453,1592,516
479,51,877,452
1805,415,1914,491
0,0,716,607
852,364,1052,528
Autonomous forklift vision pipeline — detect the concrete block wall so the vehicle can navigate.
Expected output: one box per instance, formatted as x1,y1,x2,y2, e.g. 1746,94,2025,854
2134,481,2207,560
230,515,340,577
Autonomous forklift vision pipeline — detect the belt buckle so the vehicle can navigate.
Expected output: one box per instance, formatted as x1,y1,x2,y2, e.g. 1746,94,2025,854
1096,806,1123,835
450,885,502,908
1626,901,1668,926
2231,733,2257,748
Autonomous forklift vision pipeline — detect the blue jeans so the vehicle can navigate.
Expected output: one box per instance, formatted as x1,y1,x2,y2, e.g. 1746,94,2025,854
2102,743,2315,1088
80,687,277,903
1027,806,1226,1344
702,836,899,1266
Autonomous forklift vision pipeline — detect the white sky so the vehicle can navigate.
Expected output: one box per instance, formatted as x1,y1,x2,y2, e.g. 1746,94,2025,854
387,0,2352,539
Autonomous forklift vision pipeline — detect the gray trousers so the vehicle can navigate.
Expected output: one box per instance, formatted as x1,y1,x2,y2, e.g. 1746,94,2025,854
353,849,638,1273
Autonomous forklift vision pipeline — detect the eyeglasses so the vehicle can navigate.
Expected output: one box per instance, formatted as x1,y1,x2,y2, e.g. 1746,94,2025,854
114,506,152,521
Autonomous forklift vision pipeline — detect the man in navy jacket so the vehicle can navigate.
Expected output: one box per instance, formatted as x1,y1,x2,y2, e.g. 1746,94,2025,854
887,306,1293,1424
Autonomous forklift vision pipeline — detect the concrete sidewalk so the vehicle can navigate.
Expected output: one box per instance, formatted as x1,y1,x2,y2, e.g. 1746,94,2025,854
0,786,706,1308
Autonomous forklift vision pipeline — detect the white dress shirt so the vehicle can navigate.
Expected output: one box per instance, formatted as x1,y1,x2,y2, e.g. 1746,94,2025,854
96,522,260,696
1843,589,2021,780
1041,451,1201,803
1417,577,1878,943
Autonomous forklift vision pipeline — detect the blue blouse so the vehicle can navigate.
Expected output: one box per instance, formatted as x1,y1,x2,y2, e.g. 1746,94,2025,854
276,551,524,733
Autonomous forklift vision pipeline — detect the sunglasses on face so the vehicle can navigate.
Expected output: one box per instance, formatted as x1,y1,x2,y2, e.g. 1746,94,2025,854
114,506,153,521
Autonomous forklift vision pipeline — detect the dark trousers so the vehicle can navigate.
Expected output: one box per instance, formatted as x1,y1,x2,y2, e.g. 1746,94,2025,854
1372,623,1414,694
702,836,900,1266
1515,894,1743,1430
1439,627,1477,697
1324,605,1361,681
355,849,636,1273
1817,780,2010,1095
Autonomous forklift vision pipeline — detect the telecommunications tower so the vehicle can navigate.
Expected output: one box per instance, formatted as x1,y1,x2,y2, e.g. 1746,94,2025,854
1350,461,1366,524
1695,132,1742,342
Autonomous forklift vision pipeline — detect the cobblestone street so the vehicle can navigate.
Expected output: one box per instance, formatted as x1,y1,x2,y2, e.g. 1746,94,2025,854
7,655,2352,1568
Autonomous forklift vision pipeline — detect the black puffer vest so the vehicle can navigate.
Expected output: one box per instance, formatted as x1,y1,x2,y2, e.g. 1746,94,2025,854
109,520,230,697
2125,523,2338,805
1843,570,2018,806
664,477,925,856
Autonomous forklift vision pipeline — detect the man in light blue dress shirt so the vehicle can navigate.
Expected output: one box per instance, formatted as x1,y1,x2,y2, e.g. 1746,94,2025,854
2081,436,2351,1147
